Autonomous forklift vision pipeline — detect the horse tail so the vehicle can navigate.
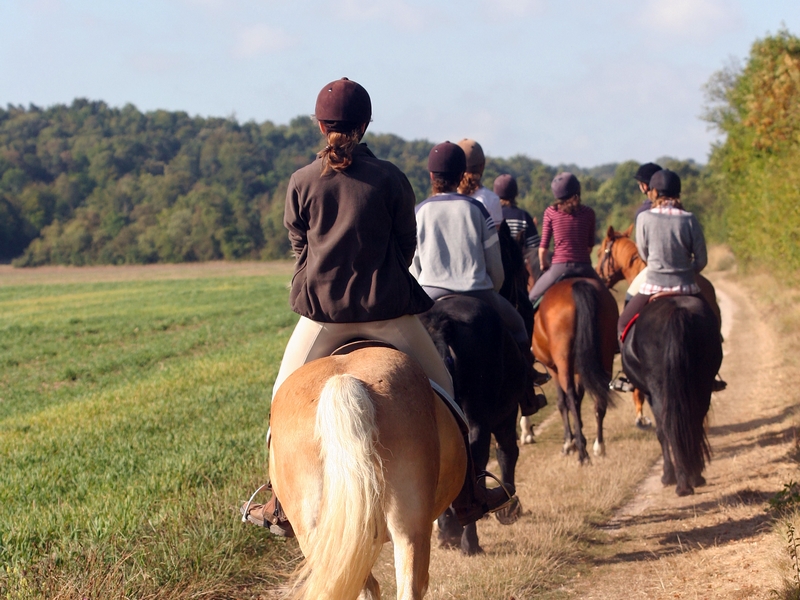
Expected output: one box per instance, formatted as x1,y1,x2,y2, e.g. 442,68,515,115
290,374,386,600
661,304,711,480
572,280,614,411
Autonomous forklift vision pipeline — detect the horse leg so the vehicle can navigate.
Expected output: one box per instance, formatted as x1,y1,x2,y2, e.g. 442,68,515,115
568,384,589,464
436,508,463,549
557,384,576,455
493,416,523,526
358,574,381,600
593,390,607,457
633,388,652,429
655,419,677,487
459,425,492,556
519,414,535,445
390,527,431,600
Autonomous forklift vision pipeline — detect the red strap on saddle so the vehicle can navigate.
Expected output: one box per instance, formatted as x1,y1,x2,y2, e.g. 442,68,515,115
620,313,640,344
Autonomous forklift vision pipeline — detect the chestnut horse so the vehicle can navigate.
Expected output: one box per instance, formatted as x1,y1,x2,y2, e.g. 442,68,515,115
532,278,618,463
596,225,722,427
268,347,466,600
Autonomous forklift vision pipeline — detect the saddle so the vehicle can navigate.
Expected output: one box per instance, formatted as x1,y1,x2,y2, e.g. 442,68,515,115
619,291,696,344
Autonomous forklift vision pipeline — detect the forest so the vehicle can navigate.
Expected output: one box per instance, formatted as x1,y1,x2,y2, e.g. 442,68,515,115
3,31,797,271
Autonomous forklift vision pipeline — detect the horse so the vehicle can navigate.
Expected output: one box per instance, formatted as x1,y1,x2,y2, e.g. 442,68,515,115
531,278,618,463
419,295,530,556
621,294,722,495
268,347,467,600
497,221,543,444
596,225,722,427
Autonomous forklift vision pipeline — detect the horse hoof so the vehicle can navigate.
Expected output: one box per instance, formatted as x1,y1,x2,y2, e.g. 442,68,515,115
438,534,461,549
593,440,606,457
562,440,576,455
635,417,652,430
494,496,522,525
661,473,677,486
693,474,707,487
520,432,535,445
460,544,484,557
676,486,695,497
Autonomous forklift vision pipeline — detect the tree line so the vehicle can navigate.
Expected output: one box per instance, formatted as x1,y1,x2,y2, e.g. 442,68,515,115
0,96,720,267
703,28,800,275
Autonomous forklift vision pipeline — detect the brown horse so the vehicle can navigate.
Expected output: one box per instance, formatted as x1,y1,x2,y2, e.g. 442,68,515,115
596,225,722,427
532,278,618,463
268,347,466,600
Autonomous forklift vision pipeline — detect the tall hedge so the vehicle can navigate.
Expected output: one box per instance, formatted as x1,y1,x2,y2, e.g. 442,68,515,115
705,29,800,273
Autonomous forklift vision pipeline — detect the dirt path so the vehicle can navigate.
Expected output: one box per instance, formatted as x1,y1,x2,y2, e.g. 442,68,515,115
553,275,798,599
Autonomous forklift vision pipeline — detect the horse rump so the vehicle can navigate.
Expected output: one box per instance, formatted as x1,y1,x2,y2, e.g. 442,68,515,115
626,295,722,495
571,280,615,412
287,373,386,600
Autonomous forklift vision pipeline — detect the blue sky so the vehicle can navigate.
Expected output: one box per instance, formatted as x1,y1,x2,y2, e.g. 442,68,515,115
1,0,799,166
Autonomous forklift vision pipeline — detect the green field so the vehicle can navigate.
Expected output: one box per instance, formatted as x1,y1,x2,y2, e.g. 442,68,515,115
0,266,300,599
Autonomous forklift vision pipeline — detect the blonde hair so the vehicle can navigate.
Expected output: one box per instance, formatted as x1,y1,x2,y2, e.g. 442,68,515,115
652,192,683,210
318,127,362,175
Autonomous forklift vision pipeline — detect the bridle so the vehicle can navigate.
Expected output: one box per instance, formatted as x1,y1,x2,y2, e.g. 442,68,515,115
597,237,622,288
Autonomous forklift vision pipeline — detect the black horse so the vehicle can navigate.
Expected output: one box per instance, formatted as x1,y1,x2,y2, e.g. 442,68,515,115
622,295,722,496
419,295,534,555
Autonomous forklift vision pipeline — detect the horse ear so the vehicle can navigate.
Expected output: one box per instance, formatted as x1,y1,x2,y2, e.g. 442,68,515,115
623,224,633,237
606,225,615,239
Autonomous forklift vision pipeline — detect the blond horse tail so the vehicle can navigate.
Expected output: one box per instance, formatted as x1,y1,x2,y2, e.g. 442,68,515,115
289,374,386,600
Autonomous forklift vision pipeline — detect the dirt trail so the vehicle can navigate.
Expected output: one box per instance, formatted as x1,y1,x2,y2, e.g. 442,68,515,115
554,275,798,599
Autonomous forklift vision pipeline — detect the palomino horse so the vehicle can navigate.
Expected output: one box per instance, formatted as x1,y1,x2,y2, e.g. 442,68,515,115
596,225,722,427
532,278,618,463
420,295,530,555
621,295,722,495
268,347,466,600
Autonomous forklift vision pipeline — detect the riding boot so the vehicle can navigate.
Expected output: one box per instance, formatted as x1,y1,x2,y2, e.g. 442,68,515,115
241,482,295,537
518,340,551,386
449,427,515,527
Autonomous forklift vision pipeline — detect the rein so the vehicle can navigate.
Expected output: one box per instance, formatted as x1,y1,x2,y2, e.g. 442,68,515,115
598,237,618,288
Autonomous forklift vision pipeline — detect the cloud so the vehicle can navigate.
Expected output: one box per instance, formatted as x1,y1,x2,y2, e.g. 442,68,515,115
635,0,742,40
233,24,294,58
479,0,546,19
334,0,429,31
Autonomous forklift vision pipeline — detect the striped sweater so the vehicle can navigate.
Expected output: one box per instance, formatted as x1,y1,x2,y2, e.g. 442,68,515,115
539,204,596,264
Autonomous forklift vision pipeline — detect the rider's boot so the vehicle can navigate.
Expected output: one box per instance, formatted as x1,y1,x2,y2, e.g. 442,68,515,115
240,482,295,537
518,340,551,386
450,429,516,527
712,375,727,392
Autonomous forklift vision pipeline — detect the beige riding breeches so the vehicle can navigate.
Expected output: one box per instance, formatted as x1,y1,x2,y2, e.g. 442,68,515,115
271,314,455,400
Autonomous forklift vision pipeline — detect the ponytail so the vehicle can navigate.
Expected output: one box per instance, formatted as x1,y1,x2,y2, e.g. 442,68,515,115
318,127,362,175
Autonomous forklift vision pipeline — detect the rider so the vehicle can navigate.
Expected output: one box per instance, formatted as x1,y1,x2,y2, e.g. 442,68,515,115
528,172,600,308
495,173,541,269
617,169,707,337
411,142,548,394
626,162,663,303
242,80,513,535
457,139,504,229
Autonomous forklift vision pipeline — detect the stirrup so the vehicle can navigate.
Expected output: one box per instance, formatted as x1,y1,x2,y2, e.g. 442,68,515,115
610,372,634,392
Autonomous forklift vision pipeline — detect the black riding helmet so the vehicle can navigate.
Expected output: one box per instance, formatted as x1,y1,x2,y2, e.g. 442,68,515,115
634,162,662,185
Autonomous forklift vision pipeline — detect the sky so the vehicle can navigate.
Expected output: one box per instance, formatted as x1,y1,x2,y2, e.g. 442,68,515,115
1,0,799,167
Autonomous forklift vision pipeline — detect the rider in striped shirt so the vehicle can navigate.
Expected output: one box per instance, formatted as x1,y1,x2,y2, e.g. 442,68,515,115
528,172,599,307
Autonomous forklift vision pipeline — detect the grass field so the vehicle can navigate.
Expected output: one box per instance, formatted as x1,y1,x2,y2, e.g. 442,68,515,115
0,263,300,599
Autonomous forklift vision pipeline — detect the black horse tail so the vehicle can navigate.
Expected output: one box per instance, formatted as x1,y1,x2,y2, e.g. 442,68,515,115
660,303,711,480
572,280,614,411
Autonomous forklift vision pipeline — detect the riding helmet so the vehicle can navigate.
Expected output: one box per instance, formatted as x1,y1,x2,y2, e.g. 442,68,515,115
649,169,681,198
314,78,372,131
634,162,663,184
428,142,467,177
551,172,581,200
493,174,518,201
457,139,485,173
